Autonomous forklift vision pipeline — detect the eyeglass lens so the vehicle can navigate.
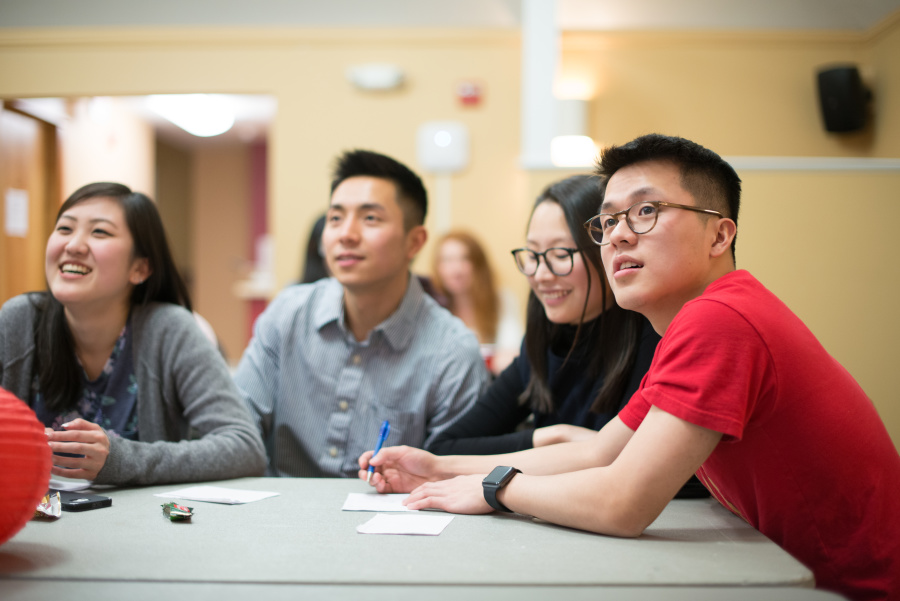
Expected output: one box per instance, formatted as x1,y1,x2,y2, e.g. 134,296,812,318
514,248,575,276
588,202,659,245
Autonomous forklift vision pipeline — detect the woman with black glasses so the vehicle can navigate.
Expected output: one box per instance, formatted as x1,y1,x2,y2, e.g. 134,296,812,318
426,175,660,455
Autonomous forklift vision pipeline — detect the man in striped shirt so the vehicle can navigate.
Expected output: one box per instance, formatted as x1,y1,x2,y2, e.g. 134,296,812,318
234,149,488,477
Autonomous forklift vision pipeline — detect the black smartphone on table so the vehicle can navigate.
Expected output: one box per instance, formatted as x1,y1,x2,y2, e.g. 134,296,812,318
55,491,112,512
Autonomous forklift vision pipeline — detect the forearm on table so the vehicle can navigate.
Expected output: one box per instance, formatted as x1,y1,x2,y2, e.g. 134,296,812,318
438,435,605,477
495,467,657,538
492,409,723,536
97,429,265,485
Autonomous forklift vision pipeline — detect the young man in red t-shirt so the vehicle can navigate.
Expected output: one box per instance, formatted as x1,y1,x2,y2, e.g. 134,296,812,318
360,134,900,600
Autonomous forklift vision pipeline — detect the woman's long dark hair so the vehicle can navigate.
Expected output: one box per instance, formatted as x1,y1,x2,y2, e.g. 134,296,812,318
32,182,192,412
519,175,643,415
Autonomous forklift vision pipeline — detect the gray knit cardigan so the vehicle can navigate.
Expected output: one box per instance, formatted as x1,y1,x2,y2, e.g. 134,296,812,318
0,294,266,485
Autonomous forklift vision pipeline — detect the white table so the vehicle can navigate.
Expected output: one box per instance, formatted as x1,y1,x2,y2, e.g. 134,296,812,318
0,477,825,599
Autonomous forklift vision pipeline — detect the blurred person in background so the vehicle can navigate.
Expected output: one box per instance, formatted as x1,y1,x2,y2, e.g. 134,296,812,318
432,230,523,375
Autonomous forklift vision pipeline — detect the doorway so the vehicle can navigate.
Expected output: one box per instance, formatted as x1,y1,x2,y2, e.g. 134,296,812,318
0,102,59,304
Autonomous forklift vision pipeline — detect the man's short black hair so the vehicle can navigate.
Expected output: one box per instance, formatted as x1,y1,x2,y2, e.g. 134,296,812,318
331,149,427,230
596,134,742,257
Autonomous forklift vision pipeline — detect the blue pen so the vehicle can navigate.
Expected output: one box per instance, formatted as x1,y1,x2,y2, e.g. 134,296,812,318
366,420,391,484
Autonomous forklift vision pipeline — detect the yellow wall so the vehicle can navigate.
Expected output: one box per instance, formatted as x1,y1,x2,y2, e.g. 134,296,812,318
0,20,898,446
559,10,900,159
564,30,876,157
868,13,900,156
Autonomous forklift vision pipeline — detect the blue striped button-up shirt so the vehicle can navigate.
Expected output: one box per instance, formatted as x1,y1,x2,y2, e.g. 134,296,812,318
234,276,488,477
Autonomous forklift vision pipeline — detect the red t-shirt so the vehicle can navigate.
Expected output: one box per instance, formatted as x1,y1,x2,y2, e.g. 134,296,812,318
619,270,900,601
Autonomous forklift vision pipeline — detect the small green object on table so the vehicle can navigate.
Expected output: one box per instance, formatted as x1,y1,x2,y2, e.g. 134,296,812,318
161,502,193,521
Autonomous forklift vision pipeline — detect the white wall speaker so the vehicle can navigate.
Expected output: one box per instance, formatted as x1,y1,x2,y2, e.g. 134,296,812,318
416,121,469,174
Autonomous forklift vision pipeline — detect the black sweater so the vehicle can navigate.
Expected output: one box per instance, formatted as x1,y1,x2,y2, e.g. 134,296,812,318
427,317,660,455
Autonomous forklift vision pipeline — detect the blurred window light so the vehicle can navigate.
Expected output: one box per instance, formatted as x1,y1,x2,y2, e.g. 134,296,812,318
551,135,597,167
554,79,594,101
147,94,235,137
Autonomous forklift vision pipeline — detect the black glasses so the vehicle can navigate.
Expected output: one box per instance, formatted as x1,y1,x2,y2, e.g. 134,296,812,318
583,201,723,246
511,247,579,276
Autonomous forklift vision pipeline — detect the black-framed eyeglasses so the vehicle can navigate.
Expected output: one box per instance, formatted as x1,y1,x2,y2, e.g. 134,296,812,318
583,201,724,246
510,247,580,276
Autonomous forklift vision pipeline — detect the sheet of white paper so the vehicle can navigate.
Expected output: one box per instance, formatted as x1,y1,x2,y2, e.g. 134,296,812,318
4,188,28,237
342,492,416,512
49,476,92,492
153,485,279,505
356,513,453,536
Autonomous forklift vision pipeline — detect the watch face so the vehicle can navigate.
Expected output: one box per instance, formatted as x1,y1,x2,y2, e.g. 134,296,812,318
484,466,516,487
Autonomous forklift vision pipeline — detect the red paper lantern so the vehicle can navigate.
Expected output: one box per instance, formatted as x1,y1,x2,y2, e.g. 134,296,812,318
0,387,52,546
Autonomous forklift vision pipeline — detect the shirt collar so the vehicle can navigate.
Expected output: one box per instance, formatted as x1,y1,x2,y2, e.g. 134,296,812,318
312,275,425,351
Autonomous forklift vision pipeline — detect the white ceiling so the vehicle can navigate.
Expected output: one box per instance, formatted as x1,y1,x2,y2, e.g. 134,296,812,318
1,0,898,31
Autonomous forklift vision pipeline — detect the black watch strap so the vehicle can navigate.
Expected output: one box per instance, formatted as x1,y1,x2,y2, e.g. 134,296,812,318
482,466,521,512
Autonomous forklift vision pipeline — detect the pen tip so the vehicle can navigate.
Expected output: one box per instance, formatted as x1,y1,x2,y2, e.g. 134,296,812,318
367,472,372,484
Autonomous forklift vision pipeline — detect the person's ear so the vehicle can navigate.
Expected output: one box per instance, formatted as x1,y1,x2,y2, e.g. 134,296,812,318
129,257,152,285
405,225,428,260
709,218,736,259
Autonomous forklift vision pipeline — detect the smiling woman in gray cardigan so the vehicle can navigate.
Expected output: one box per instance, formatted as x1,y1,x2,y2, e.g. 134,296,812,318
0,182,264,486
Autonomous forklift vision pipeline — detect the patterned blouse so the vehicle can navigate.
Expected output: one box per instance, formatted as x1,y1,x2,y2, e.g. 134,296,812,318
33,319,139,440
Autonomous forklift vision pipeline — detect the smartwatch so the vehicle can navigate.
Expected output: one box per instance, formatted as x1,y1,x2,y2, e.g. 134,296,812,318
482,466,521,512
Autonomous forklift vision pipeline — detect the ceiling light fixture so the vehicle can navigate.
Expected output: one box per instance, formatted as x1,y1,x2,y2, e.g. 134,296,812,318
146,94,236,137
347,64,405,91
